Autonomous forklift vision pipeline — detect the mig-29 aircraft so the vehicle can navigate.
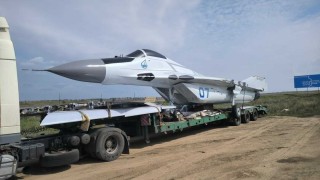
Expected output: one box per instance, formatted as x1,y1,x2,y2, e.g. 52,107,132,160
45,49,267,105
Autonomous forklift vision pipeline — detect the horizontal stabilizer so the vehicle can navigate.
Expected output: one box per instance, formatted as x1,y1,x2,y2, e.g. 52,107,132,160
242,76,267,91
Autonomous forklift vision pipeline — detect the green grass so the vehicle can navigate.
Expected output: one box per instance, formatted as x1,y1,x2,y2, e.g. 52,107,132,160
248,91,320,117
211,91,320,117
21,116,41,131
20,116,59,138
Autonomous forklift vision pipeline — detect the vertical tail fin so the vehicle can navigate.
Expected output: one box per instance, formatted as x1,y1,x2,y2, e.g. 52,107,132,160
242,76,267,91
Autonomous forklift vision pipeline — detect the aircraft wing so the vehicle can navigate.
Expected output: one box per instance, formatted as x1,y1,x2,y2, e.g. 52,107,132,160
185,76,235,87
40,104,176,126
40,109,123,126
132,73,235,87
183,75,266,91
156,74,265,91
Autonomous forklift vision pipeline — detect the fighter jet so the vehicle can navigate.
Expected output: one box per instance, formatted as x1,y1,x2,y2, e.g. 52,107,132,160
45,49,267,106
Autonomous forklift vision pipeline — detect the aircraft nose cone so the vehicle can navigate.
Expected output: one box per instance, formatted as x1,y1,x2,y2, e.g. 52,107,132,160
48,59,106,83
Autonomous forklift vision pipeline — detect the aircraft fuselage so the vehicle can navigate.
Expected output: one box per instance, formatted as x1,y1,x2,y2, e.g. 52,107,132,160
47,49,264,105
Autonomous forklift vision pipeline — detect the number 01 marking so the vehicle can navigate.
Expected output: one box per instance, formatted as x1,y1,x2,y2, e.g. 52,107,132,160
199,87,209,98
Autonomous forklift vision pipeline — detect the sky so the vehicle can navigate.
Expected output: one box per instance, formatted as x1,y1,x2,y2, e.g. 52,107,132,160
1,0,320,101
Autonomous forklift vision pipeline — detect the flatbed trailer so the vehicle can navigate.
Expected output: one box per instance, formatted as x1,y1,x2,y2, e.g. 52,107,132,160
118,105,267,143
160,105,267,132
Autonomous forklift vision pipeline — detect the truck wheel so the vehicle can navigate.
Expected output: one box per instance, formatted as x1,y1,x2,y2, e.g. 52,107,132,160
251,109,258,121
40,149,79,167
241,111,250,123
95,129,125,161
85,128,105,158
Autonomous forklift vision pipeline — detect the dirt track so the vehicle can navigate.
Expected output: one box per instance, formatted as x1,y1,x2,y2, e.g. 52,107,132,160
19,116,320,180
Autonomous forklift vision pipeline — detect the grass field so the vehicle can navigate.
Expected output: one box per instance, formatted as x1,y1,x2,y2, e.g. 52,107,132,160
248,91,320,117
20,116,58,138
20,91,320,137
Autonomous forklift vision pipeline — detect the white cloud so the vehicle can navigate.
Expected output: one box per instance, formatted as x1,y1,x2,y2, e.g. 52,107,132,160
19,56,56,69
20,57,44,67
2,0,200,59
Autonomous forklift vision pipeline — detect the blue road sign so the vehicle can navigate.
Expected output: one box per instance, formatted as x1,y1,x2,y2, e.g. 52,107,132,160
294,74,320,88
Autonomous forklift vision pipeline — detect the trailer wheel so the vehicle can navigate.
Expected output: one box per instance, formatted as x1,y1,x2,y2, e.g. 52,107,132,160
232,105,241,118
40,149,79,167
95,129,125,162
231,117,241,126
251,109,258,121
258,110,267,118
241,111,250,123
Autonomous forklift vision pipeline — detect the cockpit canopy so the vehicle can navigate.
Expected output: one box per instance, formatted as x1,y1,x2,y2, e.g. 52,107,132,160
126,49,167,59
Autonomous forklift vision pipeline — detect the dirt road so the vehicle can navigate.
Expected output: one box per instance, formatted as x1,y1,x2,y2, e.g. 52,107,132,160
19,116,320,180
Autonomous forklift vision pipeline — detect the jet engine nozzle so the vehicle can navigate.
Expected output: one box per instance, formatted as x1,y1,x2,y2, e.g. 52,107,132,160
48,59,106,83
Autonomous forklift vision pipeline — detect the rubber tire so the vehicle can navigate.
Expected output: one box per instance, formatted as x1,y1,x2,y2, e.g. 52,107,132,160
85,128,106,158
95,129,125,162
232,105,241,119
251,109,258,121
40,149,79,167
241,111,250,123
232,117,241,126
258,110,266,118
